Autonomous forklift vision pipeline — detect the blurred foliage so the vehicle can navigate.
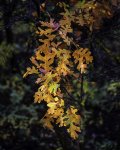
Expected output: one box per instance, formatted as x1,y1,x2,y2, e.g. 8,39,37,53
0,0,120,150
0,42,14,67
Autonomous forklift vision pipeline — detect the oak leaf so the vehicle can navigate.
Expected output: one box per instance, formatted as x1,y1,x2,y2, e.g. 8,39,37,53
63,106,81,139
73,48,93,73
23,66,39,78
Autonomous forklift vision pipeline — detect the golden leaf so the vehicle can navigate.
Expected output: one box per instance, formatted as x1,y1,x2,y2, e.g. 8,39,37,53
23,66,39,78
63,106,81,139
37,28,53,36
73,48,93,73
34,91,43,103
53,48,73,76
43,93,54,103
36,50,56,72
47,102,57,114
55,108,64,127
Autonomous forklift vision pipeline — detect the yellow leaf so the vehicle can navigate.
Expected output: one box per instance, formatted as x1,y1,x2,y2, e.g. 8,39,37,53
77,62,87,73
34,91,43,103
52,48,73,76
43,72,60,86
55,109,64,127
43,93,54,103
67,124,81,139
36,50,56,72
47,102,57,114
37,28,53,36
23,66,39,78
63,106,81,139
73,48,93,73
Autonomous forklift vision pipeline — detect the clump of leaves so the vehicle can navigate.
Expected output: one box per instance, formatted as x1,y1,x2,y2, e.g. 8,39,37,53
23,1,112,139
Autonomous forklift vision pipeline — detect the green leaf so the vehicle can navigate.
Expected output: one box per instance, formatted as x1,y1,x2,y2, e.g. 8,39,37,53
48,82,60,95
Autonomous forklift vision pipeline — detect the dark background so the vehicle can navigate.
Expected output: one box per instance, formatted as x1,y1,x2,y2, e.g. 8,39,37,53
0,0,120,150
